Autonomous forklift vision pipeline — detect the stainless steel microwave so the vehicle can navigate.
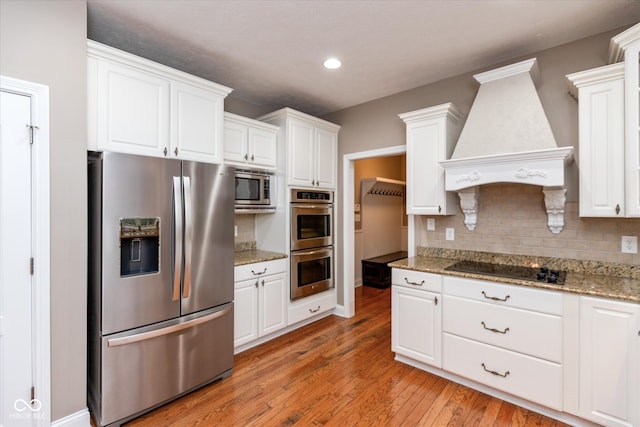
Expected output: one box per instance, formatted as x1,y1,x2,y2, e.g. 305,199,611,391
234,169,275,212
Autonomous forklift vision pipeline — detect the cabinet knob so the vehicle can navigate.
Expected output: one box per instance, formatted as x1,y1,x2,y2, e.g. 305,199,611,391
244,154,249,160
438,205,442,213
174,147,178,156
251,155,254,161
163,147,168,156
311,180,316,186
616,204,621,215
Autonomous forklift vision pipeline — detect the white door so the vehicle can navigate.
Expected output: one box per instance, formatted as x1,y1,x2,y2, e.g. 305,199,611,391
0,89,36,424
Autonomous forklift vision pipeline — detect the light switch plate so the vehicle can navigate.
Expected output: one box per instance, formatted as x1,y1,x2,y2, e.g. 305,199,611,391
621,236,637,254
427,218,435,231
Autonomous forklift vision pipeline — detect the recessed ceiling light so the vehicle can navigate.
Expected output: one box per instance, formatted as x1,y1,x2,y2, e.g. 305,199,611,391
323,58,342,70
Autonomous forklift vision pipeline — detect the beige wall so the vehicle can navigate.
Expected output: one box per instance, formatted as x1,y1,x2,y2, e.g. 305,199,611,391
323,27,637,304
0,0,88,421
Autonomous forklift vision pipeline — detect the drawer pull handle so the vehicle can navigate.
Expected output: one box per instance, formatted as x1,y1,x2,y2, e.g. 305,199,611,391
481,363,510,378
404,278,425,286
481,291,510,302
251,268,267,276
309,305,321,313
481,321,509,334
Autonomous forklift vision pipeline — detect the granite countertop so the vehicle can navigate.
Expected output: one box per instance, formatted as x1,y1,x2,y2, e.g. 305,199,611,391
234,249,288,266
388,248,640,303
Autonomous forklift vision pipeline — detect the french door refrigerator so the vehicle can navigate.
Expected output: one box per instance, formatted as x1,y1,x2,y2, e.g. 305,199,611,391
87,152,234,426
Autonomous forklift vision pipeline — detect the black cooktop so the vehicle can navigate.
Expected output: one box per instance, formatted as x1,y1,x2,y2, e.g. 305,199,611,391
445,260,566,285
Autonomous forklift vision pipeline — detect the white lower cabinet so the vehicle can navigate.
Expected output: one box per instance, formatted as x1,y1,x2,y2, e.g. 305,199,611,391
442,276,564,410
579,296,640,427
391,269,442,367
234,259,287,348
443,333,563,410
288,289,336,326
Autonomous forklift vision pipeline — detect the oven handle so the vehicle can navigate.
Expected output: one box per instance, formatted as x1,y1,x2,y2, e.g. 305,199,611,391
292,248,332,257
292,205,332,210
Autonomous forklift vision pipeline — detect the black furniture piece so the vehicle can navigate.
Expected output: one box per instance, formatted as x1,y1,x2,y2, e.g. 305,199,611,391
361,251,408,288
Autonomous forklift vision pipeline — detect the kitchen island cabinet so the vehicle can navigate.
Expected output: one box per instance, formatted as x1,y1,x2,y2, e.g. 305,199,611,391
87,40,231,163
391,269,442,368
390,255,640,427
234,258,287,350
578,296,640,427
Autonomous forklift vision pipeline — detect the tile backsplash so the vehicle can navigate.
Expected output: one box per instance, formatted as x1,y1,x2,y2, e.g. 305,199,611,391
417,183,640,264
234,214,255,246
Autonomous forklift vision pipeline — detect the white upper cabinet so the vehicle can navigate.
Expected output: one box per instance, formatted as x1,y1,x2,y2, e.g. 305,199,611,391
223,112,278,169
567,64,625,217
599,23,640,217
259,108,340,190
87,40,232,163
400,103,461,215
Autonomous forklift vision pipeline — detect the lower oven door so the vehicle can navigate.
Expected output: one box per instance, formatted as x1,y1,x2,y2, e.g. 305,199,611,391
290,246,334,300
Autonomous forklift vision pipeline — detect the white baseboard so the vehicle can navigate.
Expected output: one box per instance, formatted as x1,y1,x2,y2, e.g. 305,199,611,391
51,408,91,427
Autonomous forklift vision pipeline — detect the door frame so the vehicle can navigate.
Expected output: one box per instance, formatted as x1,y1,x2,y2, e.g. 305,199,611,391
342,145,406,317
1,75,51,424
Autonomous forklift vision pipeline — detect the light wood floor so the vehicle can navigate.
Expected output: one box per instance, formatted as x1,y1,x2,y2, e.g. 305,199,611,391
123,286,569,426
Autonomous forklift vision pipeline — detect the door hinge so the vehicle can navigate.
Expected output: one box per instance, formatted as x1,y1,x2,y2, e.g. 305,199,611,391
30,257,34,275
25,124,39,145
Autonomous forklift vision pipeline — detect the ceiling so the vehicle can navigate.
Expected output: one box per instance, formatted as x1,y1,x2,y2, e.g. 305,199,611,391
87,1,640,116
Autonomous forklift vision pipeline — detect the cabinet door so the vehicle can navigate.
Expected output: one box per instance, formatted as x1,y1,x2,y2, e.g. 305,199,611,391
579,297,640,427
97,60,170,157
234,278,259,348
625,40,640,216
248,127,277,168
172,81,224,163
224,120,249,164
578,78,625,217
406,119,450,215
315,128,337,189
259,272,288,336
391,285,441,367
288,118,315,187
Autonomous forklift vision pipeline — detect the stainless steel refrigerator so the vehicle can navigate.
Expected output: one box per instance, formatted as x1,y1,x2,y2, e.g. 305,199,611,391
87,152,234,426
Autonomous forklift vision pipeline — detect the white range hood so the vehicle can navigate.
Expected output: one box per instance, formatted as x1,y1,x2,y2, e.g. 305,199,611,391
440,58,574,234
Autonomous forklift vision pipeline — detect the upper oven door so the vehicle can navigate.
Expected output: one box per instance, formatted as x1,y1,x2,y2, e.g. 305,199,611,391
291,204,333,250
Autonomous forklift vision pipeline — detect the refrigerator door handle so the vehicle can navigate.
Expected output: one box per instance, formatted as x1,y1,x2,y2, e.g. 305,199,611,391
107,306,232,347
172,176,183,301
182,176,193,299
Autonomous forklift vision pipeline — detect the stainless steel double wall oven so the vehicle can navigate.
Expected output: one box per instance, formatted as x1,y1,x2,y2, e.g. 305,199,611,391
290,189,334,300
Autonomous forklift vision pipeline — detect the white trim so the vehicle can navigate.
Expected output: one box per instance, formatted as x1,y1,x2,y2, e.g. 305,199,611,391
50,408,91,427
1,75,51,427
342,145,406,318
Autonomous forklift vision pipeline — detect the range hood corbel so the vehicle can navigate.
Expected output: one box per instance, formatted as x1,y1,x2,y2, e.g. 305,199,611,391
439,58,574,234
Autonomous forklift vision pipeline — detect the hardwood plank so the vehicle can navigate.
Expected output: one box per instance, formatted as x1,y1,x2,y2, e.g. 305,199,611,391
109,286,571,427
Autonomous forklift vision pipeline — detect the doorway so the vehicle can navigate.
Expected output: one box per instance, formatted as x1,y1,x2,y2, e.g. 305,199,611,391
0,76,50,425
342,145,406,317
354,155,407,286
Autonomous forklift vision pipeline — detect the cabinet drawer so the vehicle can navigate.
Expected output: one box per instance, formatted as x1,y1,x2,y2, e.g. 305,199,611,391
443,333,562,410
443,275,562,315
288,290,335,325
235,258,287,282
392,268,441,293
443,295,562,362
